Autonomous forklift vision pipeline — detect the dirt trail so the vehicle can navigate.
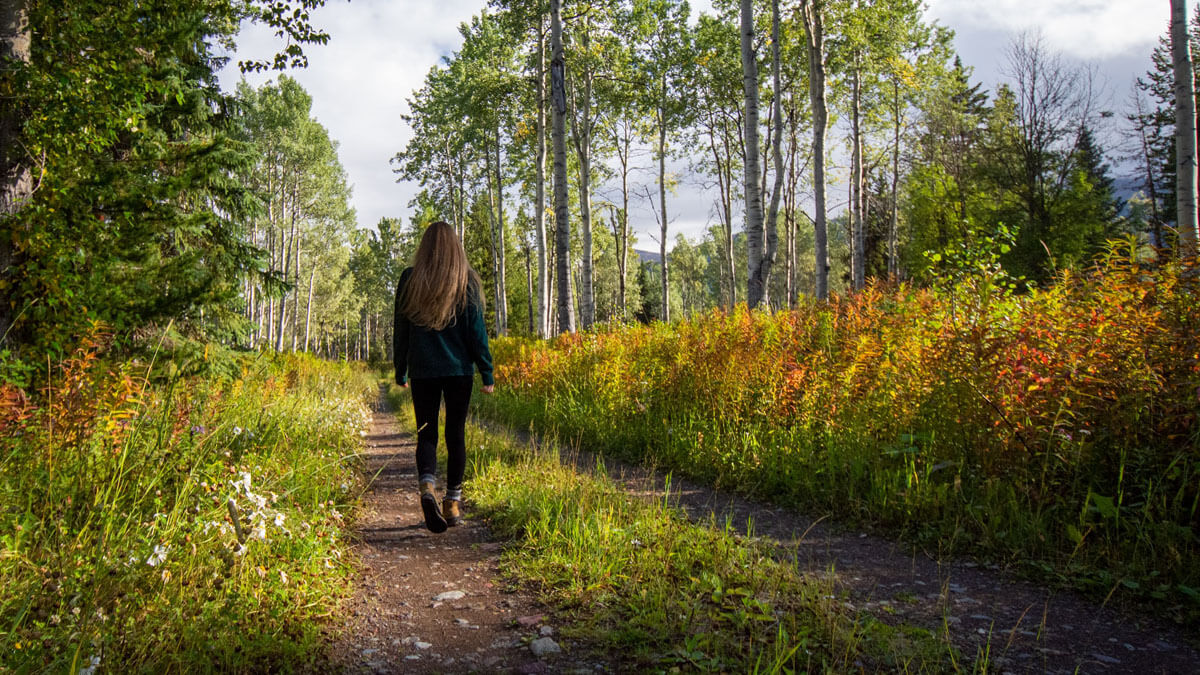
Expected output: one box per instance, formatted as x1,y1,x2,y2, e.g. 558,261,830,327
505,425,1200,675
328,390,606,674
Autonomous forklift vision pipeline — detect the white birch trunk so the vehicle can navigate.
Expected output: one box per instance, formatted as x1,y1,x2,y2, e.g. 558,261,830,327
802,0,830,300
741,0,765,308
535,22,551,336
303,266,315,352
658,105,670,323
760,0,784,306
1172,0,1199,254
0,0,30,341
550,0,575,333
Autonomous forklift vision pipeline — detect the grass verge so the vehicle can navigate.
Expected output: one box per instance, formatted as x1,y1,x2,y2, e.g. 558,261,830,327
0,337,373,672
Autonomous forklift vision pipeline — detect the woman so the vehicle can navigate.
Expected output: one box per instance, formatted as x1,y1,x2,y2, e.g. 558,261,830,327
393,221,494,533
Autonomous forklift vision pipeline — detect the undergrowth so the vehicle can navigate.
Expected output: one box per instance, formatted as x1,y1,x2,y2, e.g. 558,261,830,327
0,327,374,672
476,246,1200,623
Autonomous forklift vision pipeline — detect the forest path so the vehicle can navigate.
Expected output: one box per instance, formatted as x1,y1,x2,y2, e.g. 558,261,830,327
327,388,603,674
476,419,1200,675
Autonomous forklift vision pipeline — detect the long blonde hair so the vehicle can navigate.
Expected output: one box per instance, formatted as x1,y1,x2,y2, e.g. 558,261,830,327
400,221,484,330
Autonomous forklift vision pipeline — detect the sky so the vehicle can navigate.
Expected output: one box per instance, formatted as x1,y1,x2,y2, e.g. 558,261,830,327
216,0,1166,249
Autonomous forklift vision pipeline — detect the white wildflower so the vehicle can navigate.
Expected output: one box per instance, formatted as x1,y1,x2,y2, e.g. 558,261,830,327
78,656,100,675
273,512,286,527
146,544,169,567
233,472,252,494
233,426,243,436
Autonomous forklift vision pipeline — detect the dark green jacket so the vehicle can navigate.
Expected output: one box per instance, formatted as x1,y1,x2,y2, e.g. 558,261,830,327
393,267,494,386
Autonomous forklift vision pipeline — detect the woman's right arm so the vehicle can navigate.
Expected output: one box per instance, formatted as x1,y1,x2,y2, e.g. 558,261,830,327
393,268,412,385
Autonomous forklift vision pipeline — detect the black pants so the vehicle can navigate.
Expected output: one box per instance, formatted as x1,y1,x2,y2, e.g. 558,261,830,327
409,376,473,492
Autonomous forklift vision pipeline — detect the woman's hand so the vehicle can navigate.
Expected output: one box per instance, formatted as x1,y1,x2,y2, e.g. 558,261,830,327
481,384,495,395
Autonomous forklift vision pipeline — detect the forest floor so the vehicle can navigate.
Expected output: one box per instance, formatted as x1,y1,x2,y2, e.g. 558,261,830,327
327,388,614,674
330,390,1200,673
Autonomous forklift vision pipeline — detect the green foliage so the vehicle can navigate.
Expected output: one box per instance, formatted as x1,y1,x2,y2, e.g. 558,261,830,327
920,221,1026,295
0,337,372,670
2,0,333,357
234,75,358,354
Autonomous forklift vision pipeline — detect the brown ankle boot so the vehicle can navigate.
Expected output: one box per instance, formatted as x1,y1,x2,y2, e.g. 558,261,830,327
420,481,447,533
442,498,461,527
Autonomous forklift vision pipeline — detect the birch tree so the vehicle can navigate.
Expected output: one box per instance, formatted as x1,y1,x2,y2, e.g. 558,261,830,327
550,0,575,332
739,0,765,308
0,0,29,342
800,0,831,300
1172,0,1199,254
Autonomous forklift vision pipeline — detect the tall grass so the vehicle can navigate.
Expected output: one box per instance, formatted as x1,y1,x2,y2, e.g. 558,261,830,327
0,329,374,671
477,245,1200,619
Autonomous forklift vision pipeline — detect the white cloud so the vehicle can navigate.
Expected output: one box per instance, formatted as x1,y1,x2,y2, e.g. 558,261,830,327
927,0,1163,62
218,0,490,232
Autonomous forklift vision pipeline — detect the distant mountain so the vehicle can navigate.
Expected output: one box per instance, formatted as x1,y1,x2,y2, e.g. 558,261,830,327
635,249,662,265
1113,175,1142,202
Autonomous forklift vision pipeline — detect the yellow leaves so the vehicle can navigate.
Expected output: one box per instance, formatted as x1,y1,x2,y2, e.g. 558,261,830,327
887,56,917,88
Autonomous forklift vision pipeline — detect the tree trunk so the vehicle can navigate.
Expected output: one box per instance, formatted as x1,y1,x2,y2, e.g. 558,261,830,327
613,119,633,319
525,242,534,335
303,266,315,352
535,20,551,336
290,250,301,352
605,206,623,320
786,96,799,307
889,78,901,280
493,124,508,335
740,0,765,309
572,20,595,330
759,0,784,306
850,61,865,289
275,183,298,351
657,103,669,323
1172,0,1199,255
0,0,29,343
550,0,575,333
1131,93,1164,247
802,0,830,300
485,145,505,337
722,119,736,308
